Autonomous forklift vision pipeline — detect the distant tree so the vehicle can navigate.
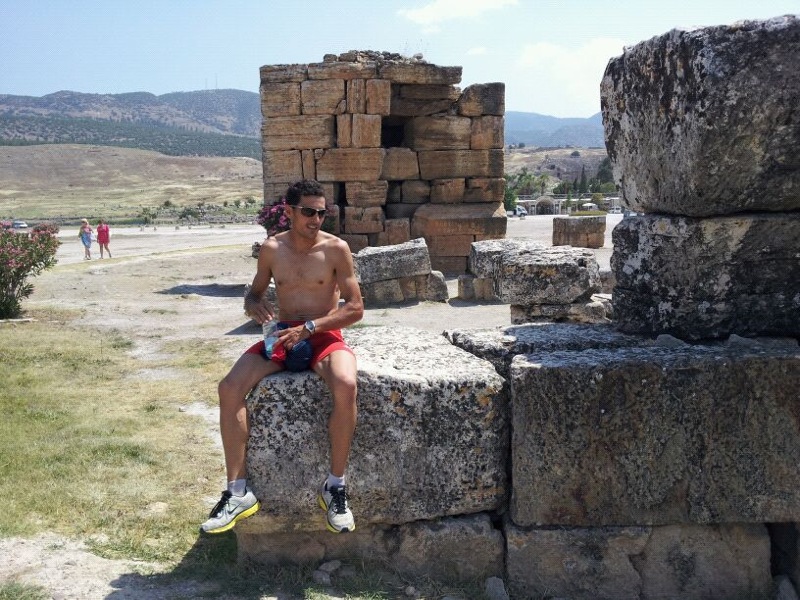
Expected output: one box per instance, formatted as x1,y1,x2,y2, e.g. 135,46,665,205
579,166,588,194
570,150,581,157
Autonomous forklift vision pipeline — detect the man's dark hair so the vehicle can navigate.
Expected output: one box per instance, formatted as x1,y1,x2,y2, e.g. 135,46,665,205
285,179,326,205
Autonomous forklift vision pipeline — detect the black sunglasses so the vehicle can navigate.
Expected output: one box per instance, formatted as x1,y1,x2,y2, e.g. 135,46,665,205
295,205,327,218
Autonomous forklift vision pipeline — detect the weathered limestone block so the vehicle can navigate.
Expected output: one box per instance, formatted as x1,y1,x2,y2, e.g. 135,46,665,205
385,218,410,245
425,271,449,302
430,178,465,204
428,234,474,257
495,246,601,305
365,79,391,115
345,181,387,208
263,182,291,203
379,63,462,85
506,522,771,600
260,64,307,83
601,15,800,216
262,151,303,184
457,83,505,117
611,213,800,340
238,513,504,581
335,114,352,147
307,61,377,80
354,238,431,284
599,267,615,294
431,256,467,275
418,149,504,179
401,180,430,203
510,297,610,325
390,97,455,117
301,150,316,180
361,279,404,305
470,116,504,150
380,148,420,180
398,84,461,101
300,79,345,115
464,178,505,203
262,115,335,151
314,148,384,182
405,116,472,150
346,79,367,113
510,343,800,527
260,82,301,117
468,239,547,279
244,327,508,531
351,114,382,148
552,215,606,248
446,323,642,380
342,206,384,234
412,203,507,238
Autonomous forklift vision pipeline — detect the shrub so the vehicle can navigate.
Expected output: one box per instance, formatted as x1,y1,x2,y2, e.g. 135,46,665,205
0,223,61,318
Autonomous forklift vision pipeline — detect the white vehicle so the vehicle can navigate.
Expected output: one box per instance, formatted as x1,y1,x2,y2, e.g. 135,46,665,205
608,207,622,214
514,206,528,217
12,220,28,229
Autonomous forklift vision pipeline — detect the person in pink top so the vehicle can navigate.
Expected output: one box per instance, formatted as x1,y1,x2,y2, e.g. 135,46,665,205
96,219,111,258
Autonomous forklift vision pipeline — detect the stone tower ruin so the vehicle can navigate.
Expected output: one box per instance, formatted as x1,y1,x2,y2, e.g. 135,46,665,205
259,51,507,274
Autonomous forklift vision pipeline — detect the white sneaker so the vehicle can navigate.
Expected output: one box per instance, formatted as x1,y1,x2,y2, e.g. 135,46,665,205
199,488,260,534
317,481,355,533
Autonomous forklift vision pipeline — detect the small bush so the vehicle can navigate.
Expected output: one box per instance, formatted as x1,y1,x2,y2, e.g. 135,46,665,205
0,222,60,318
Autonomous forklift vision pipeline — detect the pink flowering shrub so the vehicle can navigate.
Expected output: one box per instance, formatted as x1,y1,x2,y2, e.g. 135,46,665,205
0,222,61,318
256,197,290,237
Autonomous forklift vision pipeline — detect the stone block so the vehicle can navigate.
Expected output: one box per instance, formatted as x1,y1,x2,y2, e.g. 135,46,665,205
464,178,505,203
260,64,307,83
263,182,291,204
262,115,335,150
307,62,377,80
412,202,507,238
510,343,800,527
398,84,461,101
431,256,467,275
244,327,508,531
470,116,504,149
300,79,345,115
418,149,504,179
428,234,474,257
354,238,431,284
457,83,505,117
365,79,391,115
495,246,600,305
385,218,410,245
238,514,504,581
390,98,455,117
611,213,800,340
345,181,388,208
361,279,404,306
468,239,547,278
405,116,472,150
336,114,352,147
380,148,420,180
601,16,800,216
510,298,610,325
339,234,368,253
346,79,367,113
314,148,384,182
262,151,302,183
430,178,465,204
506,522,771,600
342,206,385,234
425,271,449,302
260,82,301,117
351,114,382,148
401,180,430,204
380,63,462,85
301,150,316,180
552,215,606,248
458,274,476,300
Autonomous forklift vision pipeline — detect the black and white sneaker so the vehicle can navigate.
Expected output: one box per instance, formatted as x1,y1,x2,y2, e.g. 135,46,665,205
317,481,355,533
199,488,260,534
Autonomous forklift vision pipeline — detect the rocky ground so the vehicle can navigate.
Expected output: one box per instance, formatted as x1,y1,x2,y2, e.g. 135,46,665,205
1,216,619,599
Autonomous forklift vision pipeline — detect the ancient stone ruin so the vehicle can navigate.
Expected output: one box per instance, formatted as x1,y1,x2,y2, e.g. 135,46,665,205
260,50,507,274
240,19,800,599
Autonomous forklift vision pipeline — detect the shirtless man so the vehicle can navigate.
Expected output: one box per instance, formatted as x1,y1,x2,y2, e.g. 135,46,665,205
200,179,364,535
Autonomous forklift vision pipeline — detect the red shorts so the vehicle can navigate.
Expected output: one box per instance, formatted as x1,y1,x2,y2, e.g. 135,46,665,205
244,321,353,369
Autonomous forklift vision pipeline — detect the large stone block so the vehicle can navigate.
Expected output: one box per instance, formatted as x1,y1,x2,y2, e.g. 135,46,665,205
380,148,420,180
405,116,472,150
380,63,462,85
510,342,800,527
470,116,504,150
351,114,382,148
300,79,345,115
307,61,377,80
365,79,391,115
354,238,431,284
468,239,546,278
457,83,505,117
262,115,335,150
397,84,461,101
494,246,600,305
464,177,505,203
342,206,384,234
244,327,508,532
510,297,611,325
262,150,302,183
611,213,800,340
418,149,504,179
314,148,384,182
412,202,507,238
238,513,504,581
506,522,771,600
601,15,800,216
260,82,301,117
345,181,387,208
552,215,606,248
260,64,307,83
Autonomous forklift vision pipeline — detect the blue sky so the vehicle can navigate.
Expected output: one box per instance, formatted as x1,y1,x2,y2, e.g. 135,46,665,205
1,0,797,118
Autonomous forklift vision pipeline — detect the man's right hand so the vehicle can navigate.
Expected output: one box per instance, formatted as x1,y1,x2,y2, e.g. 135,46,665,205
243,294,274,324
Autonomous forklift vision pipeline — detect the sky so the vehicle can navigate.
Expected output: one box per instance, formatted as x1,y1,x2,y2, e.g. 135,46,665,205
1,0,798,118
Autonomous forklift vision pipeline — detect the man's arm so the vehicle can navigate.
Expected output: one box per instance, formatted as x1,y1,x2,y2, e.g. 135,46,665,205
315,238,364,332
243,239,277,324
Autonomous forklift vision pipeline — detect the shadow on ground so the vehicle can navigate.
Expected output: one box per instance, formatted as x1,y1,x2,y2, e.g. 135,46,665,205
158,283,248,297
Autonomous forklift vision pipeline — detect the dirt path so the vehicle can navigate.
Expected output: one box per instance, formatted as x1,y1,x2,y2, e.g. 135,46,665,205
4,216,621,599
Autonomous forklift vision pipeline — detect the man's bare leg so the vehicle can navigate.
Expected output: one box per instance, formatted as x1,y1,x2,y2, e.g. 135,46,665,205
314,349,358,532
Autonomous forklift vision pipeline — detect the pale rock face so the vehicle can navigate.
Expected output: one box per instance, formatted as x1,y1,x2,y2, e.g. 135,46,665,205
602,15,800,216
354,237,431,284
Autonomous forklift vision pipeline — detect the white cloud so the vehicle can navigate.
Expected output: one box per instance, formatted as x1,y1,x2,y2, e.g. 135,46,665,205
466,46,487,56
398,0,518,26
512,37,626,116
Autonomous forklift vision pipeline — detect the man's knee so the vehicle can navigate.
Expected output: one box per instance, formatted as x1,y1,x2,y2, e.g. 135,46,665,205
218,374,248,408
330,372,357,401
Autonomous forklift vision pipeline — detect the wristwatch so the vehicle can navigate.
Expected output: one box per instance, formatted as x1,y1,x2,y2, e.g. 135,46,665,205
303,320,316,336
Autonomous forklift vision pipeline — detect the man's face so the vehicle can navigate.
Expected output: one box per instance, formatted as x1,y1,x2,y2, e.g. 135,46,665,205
289,194,327,238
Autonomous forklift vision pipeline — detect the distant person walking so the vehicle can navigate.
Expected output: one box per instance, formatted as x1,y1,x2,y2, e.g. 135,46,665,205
78,219,93,260
96,219,111,258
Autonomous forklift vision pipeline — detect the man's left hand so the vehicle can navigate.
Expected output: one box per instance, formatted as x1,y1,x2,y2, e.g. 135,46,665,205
277,325,309,351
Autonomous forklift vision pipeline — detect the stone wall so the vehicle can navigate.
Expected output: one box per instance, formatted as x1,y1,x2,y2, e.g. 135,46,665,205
260,51,507,274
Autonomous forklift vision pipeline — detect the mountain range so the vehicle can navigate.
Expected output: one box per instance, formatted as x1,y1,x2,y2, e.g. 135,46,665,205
0,89,606,157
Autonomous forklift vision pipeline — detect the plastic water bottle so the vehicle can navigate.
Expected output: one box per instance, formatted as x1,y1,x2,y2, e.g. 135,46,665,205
263,320,279,359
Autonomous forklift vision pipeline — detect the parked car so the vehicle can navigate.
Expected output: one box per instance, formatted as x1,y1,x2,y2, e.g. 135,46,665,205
12,220,28,229
514,206,528,217
608,207,622,214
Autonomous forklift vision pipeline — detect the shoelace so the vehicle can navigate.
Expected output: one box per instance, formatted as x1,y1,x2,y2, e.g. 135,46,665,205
209,490,232,517
329,486,349,515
